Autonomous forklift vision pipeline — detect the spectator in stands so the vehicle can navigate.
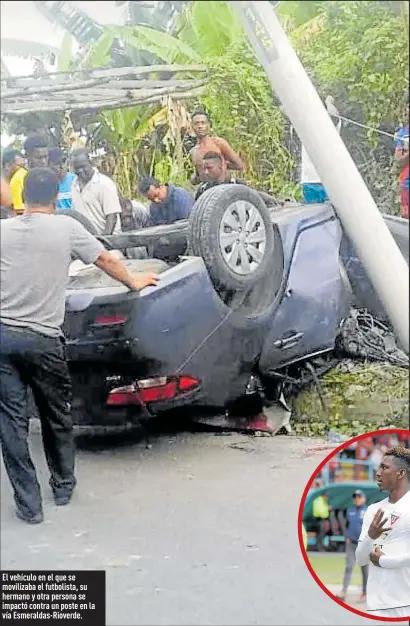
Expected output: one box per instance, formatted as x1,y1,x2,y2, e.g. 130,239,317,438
48,148,76,212
71,149,122,235
138,176,194,226
337,490,368,603
2,149,28,214
312,490,331,552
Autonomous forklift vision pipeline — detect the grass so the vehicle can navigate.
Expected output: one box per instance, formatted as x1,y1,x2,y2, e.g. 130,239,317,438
308,553,364,587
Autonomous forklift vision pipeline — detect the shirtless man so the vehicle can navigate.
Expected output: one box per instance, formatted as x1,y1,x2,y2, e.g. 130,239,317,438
189,110,244,183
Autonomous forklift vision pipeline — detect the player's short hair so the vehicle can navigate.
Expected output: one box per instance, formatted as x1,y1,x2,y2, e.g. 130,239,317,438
24,167,59,206
385,446,410,480
23,134,48,156
139,175,160,195
203,151,223,163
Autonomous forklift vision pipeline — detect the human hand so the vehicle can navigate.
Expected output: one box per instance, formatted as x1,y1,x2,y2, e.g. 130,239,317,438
345,537,351,544
368,509,390,540
370,546,385,567
128,271,160,291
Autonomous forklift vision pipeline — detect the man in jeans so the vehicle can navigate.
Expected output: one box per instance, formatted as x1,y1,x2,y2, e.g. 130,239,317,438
337,490,368,602
0,168,159,524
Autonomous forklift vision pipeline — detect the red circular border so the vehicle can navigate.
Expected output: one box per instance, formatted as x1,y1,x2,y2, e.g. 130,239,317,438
297,428,410,623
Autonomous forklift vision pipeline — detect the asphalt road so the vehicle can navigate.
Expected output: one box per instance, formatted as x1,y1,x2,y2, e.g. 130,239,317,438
1,425,389,626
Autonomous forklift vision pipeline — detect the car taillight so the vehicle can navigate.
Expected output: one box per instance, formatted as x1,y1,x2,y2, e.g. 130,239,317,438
94,314,127,327
178,376,199,391
106,385,141,406
106,375,200,406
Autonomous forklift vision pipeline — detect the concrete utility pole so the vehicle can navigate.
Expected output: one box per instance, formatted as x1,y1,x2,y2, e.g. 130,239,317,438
231,1,409,353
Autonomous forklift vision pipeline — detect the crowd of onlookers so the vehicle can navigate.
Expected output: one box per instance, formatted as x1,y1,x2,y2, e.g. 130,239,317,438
318,432,410,483
2,94,408,225
0,110,247,233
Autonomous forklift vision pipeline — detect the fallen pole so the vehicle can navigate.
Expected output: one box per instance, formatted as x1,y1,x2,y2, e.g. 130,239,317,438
231,1,409,353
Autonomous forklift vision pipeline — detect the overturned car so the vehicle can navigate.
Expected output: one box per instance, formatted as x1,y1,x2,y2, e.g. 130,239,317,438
62,184,409,434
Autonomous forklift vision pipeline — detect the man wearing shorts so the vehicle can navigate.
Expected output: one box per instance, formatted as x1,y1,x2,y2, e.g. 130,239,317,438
356,446,410,618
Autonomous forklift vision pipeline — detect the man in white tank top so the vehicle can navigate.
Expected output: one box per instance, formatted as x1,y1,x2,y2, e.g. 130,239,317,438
356,446,410,619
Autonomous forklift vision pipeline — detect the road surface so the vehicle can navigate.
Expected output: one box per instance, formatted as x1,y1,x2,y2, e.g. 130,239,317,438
1,424,389,625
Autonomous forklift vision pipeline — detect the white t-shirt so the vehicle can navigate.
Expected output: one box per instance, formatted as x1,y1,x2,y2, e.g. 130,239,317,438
357,489,410,611
72,170,122,235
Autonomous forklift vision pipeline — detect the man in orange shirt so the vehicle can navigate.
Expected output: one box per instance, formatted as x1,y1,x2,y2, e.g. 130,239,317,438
190,110,244,183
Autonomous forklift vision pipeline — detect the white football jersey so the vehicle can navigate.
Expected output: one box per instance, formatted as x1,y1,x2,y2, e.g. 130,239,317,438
358,489,410,611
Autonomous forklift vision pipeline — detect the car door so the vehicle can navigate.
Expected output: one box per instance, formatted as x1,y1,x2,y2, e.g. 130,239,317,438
259,212,351,372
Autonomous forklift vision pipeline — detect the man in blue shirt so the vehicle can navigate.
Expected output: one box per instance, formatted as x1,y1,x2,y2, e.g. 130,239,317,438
49,148,76,211
337,490,368,602
138,176,194,226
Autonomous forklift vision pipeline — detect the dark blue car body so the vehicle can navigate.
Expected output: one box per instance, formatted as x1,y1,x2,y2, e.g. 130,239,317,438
64,202,408,432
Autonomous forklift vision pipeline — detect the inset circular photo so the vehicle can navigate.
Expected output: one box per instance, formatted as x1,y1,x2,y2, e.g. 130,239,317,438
299,429,410,622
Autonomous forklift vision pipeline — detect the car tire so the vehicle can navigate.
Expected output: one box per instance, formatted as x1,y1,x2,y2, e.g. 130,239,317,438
57,209,98,235
189,184,283,295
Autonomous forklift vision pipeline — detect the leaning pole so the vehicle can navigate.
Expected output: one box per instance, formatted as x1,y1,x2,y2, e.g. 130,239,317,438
231,1,409,353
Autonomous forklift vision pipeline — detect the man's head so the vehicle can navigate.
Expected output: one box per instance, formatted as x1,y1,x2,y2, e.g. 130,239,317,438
71,149,94,186
23,167,59,212
201,151,227,183
375,446,410,493
2,148,26,179
48,147,69,182
139,176,167,203
352,489,366,507
191,110,211,139
23,135,49,168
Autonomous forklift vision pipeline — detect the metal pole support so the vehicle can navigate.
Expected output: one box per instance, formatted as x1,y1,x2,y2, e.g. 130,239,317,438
231,1,409,353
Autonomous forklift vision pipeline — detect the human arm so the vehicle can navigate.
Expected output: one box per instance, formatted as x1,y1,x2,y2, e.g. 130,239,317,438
370,546,410,569
100,178,123,234
95,250,159,290
213,137,245,171
1,177,12,207
69,220,159,290
356,508,390,566
102,213,118,235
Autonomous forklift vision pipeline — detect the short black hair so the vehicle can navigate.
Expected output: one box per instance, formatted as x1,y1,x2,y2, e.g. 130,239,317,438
23,134,48,156
71,148,90,161
385,446,410,480
24,167,59,206
191,109,210,122
2,148,24,167
139,175,160,195
48,147,67,165
203,151,223,163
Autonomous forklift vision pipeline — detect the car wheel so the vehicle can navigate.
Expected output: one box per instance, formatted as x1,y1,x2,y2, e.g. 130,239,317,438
57,209,98,235
188,185,284,314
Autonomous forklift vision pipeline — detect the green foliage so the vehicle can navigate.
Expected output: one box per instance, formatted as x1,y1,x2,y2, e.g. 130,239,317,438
293,362,409,437
58,35,73,71
292,0,409,211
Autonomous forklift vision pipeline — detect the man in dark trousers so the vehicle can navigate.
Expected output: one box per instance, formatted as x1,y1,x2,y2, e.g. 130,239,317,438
337,490,368,602
0,168,159,524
